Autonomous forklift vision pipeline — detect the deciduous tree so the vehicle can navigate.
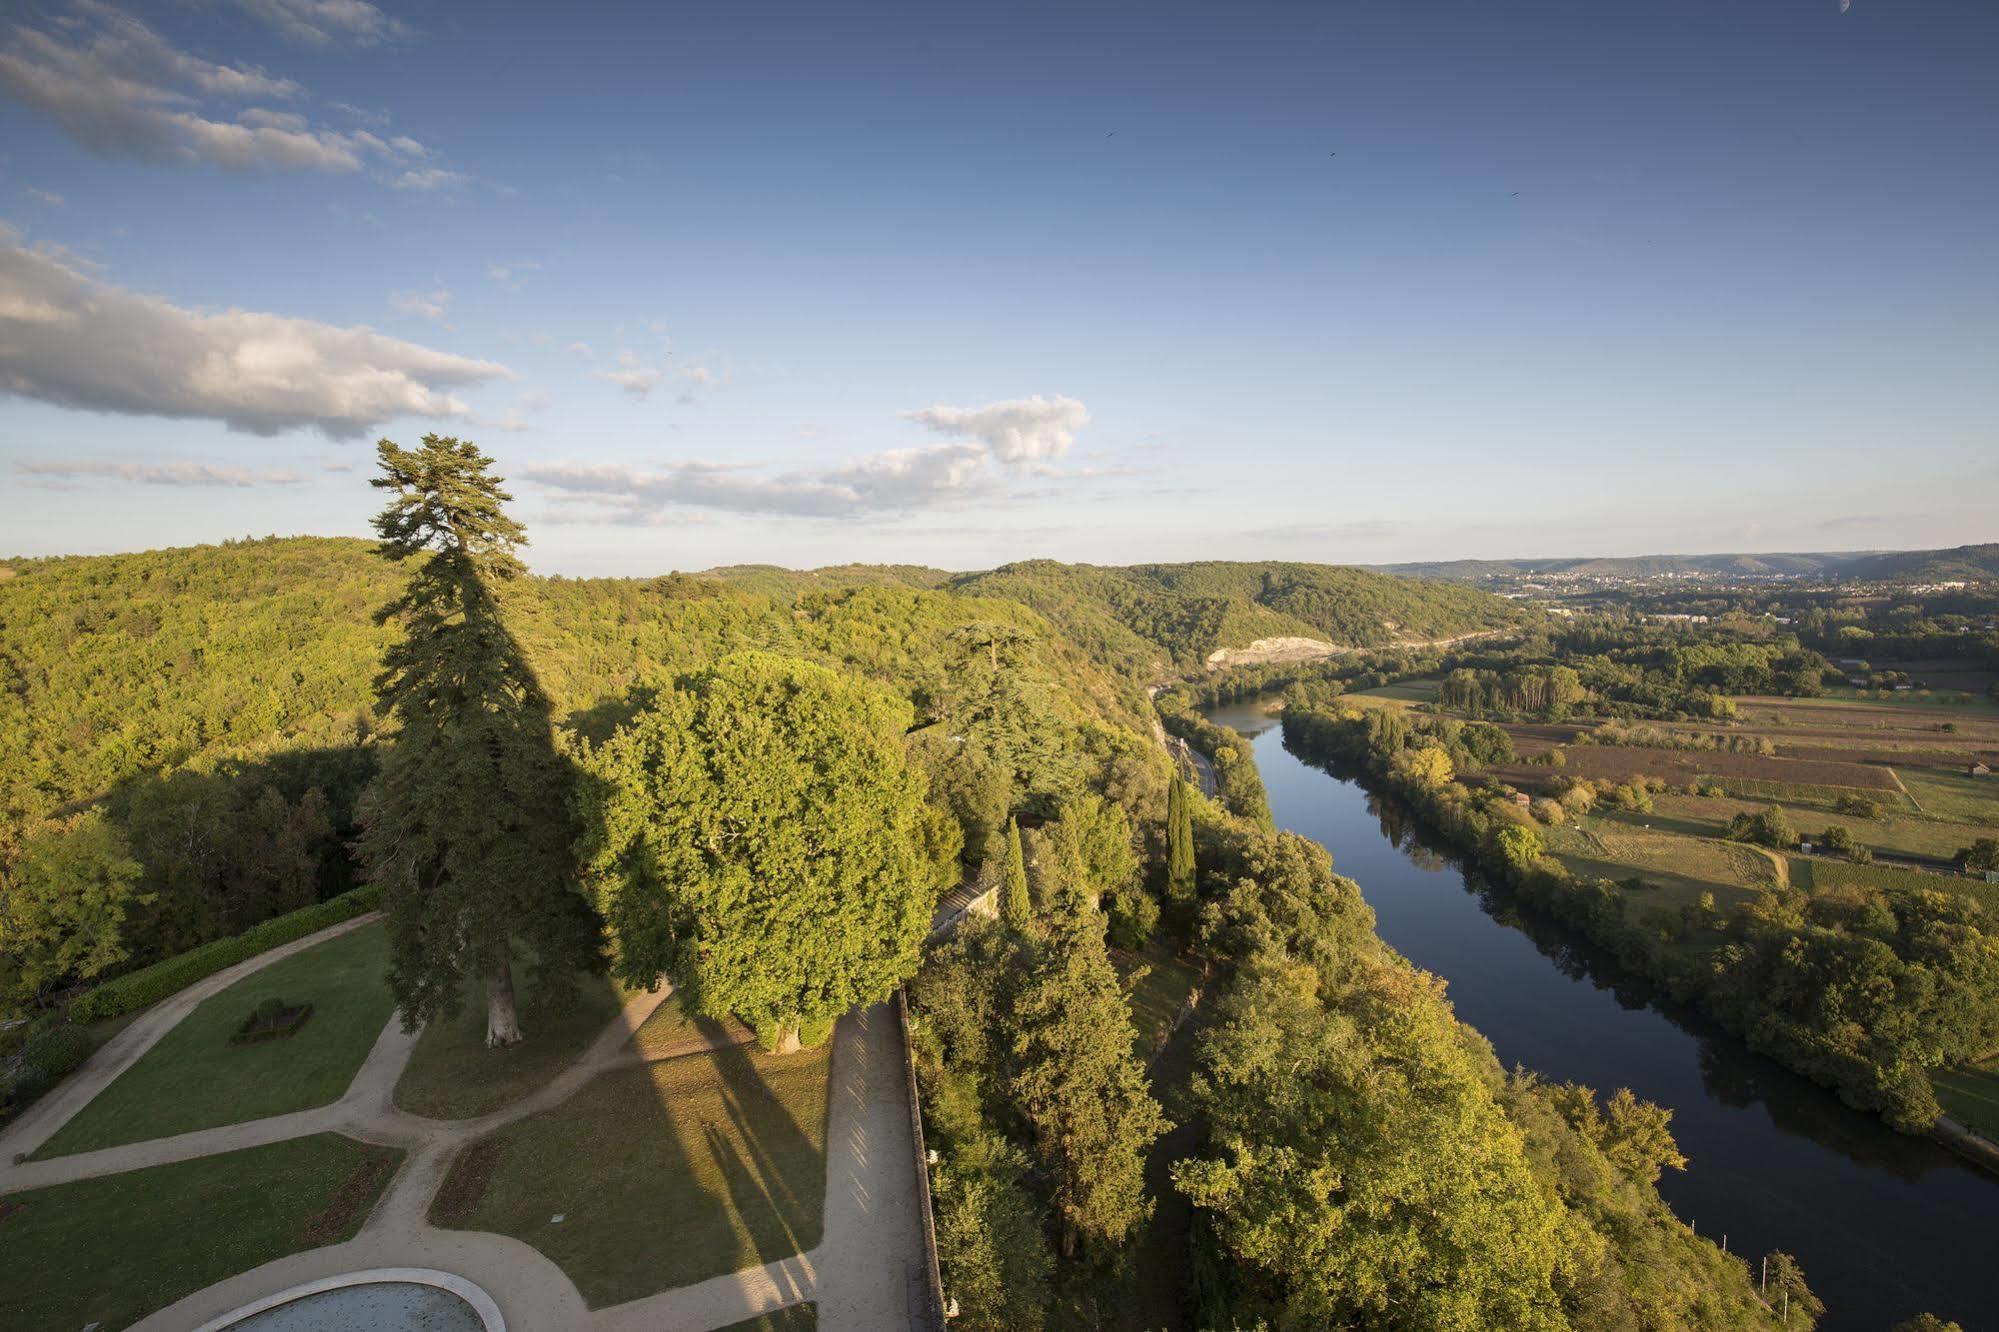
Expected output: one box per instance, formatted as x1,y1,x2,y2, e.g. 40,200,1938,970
580,651,933,1051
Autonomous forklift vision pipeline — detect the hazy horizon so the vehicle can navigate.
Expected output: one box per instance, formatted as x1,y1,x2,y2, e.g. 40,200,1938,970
5,0,1996,574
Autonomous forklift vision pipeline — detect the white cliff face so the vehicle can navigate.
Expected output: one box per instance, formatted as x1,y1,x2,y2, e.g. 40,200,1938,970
1204,636,1345,668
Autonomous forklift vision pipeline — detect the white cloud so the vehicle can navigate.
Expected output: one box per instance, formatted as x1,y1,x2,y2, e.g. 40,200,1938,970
0,3,434,173
594,350,662,399
487,259,540,286
24,186,66,207
391,167,467,191
680,364,718,387
389,287,449,322
0,232,512,437
231,0,411,46
567,341,594,359
14,459,309,487
521,392,1094,521
522,443,994,522
901,394,1091,466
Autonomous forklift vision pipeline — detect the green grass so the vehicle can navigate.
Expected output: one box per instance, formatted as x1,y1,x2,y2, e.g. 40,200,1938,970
1791,857,1997,907
394,968,627,1120
1631,795,1992,863
434,1042,831,1306
1934,1057,1999,1142
1114,939,1202,1061
1548,824,1780,916
628,988,754,1061
1705,776,1918,812
1897,767,1999,827
714,1304,817,1331
0,1133,399,1332
37,923,395,1159
1351,679,1438,702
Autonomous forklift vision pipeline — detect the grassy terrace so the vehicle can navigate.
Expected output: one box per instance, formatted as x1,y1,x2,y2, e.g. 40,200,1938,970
395,968,627,1120
432,1041,832,1306
1935,1058,1999,1142
0,1134,399,1332
1114,939,1203,1061
37,923,396,1159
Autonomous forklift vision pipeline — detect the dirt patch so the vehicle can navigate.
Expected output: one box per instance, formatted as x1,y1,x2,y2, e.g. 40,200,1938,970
299,1144,398,1245
429,1137,503,1227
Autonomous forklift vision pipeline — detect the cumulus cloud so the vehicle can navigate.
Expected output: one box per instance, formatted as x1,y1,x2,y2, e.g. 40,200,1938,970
389,287,449,322
521,392,1095,522
231,0,411,46
15,459,309,487
901,394,1090,466
594,350,662,399
567,341,594,359
0,2,433,173
0,233,512,437
391,167,467,190
522,444,993,522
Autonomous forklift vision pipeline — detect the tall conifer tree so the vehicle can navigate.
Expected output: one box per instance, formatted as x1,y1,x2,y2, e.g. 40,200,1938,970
358,435,599,1047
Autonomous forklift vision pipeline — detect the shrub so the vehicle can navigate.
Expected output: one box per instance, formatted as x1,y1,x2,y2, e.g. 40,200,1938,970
67,885,381,1025
1834,793,1880,820
1106,886,1161,950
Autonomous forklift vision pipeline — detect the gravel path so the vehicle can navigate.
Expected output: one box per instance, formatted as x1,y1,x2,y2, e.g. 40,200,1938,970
4,954,932,1332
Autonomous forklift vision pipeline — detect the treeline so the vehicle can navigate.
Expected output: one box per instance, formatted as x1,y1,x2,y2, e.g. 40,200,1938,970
1436,629,1834,720
0,537,1160,1020
1281,700,1999,1133
913,718,1815,1328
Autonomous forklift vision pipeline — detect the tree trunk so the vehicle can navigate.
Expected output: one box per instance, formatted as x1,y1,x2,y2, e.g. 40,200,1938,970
772,1023,802,1055
486,956,525,1047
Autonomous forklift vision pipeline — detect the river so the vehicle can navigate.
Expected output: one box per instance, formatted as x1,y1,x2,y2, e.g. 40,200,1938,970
1203,699,1999,1331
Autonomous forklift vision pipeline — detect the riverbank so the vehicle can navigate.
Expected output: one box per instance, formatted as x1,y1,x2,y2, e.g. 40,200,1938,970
1199,697,1999,1330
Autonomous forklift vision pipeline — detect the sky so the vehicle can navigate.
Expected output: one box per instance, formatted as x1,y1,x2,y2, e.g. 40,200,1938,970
2,0,1995,576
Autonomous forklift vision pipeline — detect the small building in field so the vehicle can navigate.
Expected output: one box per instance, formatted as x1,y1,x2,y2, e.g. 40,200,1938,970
1972,762,1992,778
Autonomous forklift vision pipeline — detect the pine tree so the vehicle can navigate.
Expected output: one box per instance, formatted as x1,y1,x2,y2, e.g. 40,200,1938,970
357,435,600,1047
1008,891,1169,1257
1166,774,1196,905
1001,816,1032,930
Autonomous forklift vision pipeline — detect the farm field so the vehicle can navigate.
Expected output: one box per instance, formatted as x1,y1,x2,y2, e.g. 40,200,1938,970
1544,823,1783,916
1600,794,1992,864
1899,768,1999,825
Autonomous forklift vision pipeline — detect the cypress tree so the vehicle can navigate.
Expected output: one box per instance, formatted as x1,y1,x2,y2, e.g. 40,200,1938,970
358,435,600,1047
1001,816,1032,930
1166,774,1196,905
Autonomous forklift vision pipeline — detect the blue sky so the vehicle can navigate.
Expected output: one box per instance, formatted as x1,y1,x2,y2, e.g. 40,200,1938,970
3,0,1994,574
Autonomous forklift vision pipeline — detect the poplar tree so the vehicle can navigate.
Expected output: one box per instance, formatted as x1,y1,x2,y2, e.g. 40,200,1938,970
358,435,599,1047
1166,773,1196,905
1001,817,1032,930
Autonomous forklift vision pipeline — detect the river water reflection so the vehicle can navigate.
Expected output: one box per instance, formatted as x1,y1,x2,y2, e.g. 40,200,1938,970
1203,699,1999,1331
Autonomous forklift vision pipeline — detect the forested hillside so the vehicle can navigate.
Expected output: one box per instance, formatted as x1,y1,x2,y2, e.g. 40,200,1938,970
953,559,1523,676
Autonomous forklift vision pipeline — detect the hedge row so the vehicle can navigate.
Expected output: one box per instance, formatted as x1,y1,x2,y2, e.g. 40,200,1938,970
68,886,383,1025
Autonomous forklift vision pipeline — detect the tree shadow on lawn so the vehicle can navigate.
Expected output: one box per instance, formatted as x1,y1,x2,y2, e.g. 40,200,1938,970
431,1016,830,1307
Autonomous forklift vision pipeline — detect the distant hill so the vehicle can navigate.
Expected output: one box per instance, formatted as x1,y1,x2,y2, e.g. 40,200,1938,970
0,540,1514,839
952,559,1526,676
1379,544,1999,585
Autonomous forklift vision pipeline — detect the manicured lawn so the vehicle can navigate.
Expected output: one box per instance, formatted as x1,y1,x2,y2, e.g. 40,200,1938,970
0,1132,399,1332
629,988,754,1061
1897,767,1999,827
395,967,628,1119
432,1042,831,1306
1934,1057,1999,1142
37,923,395,1159
715,1304,817,1331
